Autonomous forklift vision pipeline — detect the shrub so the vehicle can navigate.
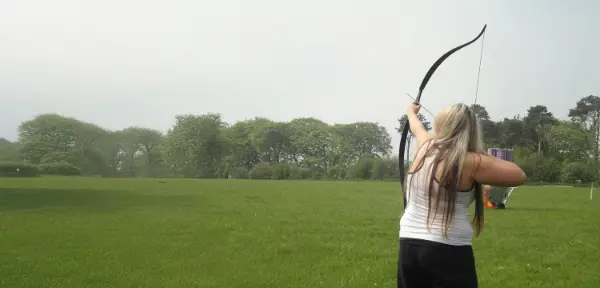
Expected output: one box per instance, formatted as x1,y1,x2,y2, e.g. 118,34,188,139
270,163,292,180
370,158,386,180
351,156,375,179
517,155,561,183
327,165,346,179
0,162,39,177
249,162,272,179
38,162,81,176
307,167,326,180
560,162,596,184
289,165,303,180
232,166,249,179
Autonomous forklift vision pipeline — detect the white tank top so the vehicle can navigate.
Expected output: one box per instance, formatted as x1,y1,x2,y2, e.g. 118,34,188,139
399,153,475,246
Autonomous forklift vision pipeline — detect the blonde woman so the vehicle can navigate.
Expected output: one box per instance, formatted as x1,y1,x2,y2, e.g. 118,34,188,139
398,103,526,288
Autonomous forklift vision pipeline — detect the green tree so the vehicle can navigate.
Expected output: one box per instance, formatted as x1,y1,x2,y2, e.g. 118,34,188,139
546,120,592,163
569,95,600,165
0,138,22,162
163,114,228,178
18,114,110,175
397,114,431,163
470,104,498,146
560,162,596,184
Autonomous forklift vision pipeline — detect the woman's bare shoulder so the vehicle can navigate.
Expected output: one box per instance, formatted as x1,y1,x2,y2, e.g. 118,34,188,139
464,152,482,165
462,152,483,176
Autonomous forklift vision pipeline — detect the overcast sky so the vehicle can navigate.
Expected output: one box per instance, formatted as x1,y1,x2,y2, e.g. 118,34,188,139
1,0,598,155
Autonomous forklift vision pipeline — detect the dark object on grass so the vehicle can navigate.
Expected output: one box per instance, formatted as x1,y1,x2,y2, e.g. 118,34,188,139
158,181,167,184
494,202,506,209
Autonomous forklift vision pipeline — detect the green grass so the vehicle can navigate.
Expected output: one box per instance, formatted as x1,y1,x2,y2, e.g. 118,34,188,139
0,177,598,287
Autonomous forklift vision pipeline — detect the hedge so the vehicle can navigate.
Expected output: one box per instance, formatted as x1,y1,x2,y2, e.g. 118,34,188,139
38,162,81,176
0,162,39,177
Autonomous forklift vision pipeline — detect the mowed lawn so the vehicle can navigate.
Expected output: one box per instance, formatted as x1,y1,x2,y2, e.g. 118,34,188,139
0,177,598,288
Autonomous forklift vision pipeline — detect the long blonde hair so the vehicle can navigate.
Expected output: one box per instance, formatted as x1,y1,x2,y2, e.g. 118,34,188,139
411,103,485,237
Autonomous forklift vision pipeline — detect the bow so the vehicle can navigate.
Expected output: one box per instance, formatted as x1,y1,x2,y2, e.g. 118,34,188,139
399,25,487,209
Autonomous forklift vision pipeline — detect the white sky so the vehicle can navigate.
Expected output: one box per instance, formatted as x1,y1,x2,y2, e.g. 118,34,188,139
1,0,598,156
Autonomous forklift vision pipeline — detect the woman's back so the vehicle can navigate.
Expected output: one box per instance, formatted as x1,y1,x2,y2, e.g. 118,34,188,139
400,150,476,246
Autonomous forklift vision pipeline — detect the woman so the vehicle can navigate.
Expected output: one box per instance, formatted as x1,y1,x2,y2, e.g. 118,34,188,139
397,103,526,288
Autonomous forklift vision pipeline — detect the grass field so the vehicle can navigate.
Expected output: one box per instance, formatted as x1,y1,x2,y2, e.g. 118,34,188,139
0,177,598,287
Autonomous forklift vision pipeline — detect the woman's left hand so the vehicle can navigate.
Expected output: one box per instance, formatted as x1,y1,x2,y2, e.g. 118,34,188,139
407,103,421,115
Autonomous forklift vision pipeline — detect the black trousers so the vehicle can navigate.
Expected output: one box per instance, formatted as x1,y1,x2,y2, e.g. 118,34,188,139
397,238,478,288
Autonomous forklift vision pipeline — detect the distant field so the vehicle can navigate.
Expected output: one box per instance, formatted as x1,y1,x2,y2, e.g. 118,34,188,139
0,177,598,287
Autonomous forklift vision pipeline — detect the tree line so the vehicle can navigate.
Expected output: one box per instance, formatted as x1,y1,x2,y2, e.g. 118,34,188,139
1,95,599,183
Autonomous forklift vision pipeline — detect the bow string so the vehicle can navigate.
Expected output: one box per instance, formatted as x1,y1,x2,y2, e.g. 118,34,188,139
399,25,487,209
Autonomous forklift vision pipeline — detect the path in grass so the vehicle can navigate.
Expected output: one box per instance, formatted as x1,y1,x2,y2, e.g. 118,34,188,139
0,177,598,287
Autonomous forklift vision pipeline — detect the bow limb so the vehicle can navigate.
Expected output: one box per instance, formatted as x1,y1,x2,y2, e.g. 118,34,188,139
399,24,487,209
